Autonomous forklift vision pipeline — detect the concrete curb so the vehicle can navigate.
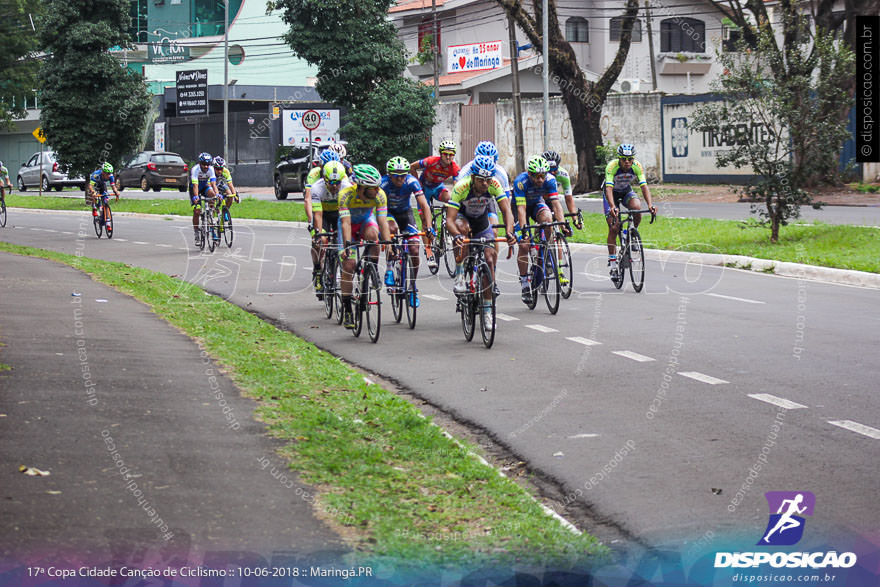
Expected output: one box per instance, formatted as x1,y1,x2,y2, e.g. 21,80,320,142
12,207,879,289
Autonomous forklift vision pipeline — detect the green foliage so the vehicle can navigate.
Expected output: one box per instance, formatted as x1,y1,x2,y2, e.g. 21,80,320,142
414,35,434,66
691,20,852,242
36,0,151,177
341,78,435,167
593,142,616,178
0,0,42,128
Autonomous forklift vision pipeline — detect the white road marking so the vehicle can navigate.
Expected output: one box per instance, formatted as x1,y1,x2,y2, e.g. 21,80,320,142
156,244,173,248
581,271,610,280
679,371,729,385
421,294,447,301
747,394,807,410
61,231,74,235
566,336,602,346
496,313,519,321
44,229,57,233
567,433,600,439
612,350,655,362
525,324,559,333
827,420,880,440
252,258,271,262
277,261,296,267
115,238,128,241
132,241,149,245
706,292,765,304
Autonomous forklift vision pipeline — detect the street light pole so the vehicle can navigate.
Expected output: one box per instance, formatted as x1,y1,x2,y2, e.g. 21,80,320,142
223,0,229,162
542,0,549,151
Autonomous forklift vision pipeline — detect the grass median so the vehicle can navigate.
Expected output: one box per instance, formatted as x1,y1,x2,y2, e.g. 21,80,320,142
10,193,877,272
0,241,606,571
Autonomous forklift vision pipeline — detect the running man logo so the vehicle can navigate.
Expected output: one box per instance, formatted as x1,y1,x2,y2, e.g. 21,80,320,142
759,491,815,546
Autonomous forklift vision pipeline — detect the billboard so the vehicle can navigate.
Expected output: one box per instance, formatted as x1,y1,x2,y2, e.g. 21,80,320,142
176,69,208,117
281,109,341,144
446,41,503,74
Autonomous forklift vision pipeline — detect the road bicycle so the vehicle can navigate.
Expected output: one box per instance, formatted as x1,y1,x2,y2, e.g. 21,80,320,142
427,202,456,278
93,194,114,239
559,211,582,299
521,221,568,315
387,231,427,330
0,187,8,228
341,240,387,343
313,231,340,320
455,236,507,349
215,187,236,248
197,193,221,252
611,208,655,292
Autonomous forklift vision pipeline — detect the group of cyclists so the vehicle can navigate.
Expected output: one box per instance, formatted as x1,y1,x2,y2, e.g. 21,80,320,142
302,139,657,333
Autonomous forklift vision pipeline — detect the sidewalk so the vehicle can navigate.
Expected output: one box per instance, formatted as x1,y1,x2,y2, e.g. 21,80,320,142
0,253,344,566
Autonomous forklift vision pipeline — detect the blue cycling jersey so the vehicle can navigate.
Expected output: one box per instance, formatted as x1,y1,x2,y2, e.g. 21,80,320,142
90,170,115,193
379,174,424,213
512,172,559,206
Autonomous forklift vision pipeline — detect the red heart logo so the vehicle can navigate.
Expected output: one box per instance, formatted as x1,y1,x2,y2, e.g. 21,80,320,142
459,56,466,69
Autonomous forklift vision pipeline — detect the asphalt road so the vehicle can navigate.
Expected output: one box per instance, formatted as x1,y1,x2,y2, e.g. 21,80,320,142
1,208,877,558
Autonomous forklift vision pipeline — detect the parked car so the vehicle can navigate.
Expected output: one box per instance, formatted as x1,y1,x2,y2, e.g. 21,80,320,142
117,151,189,192
16,151,86,191
274,142,346,200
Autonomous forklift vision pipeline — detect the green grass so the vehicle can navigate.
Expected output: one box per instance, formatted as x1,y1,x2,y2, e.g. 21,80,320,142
0,241,606,571
850,182,880,194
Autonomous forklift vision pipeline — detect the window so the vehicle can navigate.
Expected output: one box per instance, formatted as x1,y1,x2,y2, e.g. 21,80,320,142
26,155,38,167
610,17,641,42
565,17,589,43
660,18,705,53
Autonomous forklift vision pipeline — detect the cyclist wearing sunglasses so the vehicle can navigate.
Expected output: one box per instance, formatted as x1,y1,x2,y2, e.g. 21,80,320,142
310,161,352,292
604,144,656,278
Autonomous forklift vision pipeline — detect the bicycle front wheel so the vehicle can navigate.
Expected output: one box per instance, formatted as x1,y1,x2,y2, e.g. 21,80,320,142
405,253,417,330
363,263,382,343
93,206,103,238
629,229,645,293
460,261,476,342
205,208,216,252
323,254,337,320
222,207,233,247
104,203,113,239
0,198,6,227
391,259,403,324
477,262,496,348
543,245,560,315
526,250,540,310
557,234,573,299
442,221,456,279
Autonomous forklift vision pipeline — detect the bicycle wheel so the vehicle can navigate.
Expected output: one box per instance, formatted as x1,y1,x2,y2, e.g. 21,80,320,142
526,248,540,310
335,263,345,325
391,258,404,324
205,208,216,252
363,263,382,343
442,221,456,278
103,203,113,238
477,262,496,348
405,252,417,329
611,231,626,290
323,254,336,320
222,207,233,247
93,206,103,238
352,268,364,338
543,244,560,315
460,261,476,342
0,198,6,227
557,233,573,299
629,229,646,293
427,209,443,276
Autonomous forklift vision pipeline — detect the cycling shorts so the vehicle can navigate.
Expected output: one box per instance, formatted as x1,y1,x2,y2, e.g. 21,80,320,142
337,216,379,249
604,191,638,216
525,199,551,222
422,183,449,205
389,210,419,238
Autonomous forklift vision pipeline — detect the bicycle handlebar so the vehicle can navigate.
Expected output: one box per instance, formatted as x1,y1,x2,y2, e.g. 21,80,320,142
619,209,656,223
461,237,509,244
521,221,569,230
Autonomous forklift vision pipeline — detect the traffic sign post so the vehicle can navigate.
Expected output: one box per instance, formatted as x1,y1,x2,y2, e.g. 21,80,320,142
301,110,321,165
33,128,46,197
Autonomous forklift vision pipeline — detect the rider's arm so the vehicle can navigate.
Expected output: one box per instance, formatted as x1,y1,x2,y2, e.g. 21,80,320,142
444,206,460,237
314,209,324,234
633,161,654,211
415,194,432,232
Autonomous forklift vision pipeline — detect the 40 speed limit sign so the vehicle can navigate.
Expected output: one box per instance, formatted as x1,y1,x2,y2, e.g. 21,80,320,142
301,110,321,131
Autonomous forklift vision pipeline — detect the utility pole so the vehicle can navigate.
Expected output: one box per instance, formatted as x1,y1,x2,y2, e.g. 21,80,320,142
507,14,525,172
542,0,549,151
645,0,658,90
223,0,229,161
431,0,439,151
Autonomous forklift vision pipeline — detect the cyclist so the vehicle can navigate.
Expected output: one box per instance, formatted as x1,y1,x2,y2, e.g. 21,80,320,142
542,149,582,229
446,155,515,325
410,140,459,268
604,143,656,278
381,156,433,308
305,149,343,227
458,141,515,234
327,143,353,175
87,162,120,218
310,161,352,293
212,156,238,209
190,152,219,245
0,160,11,199
337,164,392,329
514,155,568,304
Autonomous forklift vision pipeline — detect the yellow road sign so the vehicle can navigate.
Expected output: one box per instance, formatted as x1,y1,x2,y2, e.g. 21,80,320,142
32,127,46,143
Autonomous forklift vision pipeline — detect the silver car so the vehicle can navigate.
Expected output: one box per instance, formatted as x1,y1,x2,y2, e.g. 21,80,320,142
16,151,86,191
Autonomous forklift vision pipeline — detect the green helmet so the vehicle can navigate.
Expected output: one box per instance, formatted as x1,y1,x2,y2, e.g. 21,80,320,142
102,162,114,173
323,161,346,182
526,155,550,174
386,156,410,175
352,164,381,187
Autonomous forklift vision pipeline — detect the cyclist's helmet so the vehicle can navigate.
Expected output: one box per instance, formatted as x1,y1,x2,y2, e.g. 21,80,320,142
542,150,561,170
198,152,212,164
212,156,226,168
352,164,381,187
474,140,499,162
328,143,347,158
617,143,636,158
323,161,346,183
438,140,456,154
527,155,550,174
386,156,410,176
102,162,114,173
319,149,340,165
470,155,496,179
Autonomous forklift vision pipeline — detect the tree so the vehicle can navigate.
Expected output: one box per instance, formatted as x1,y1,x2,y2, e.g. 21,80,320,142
36,0,150,177
272,0,435,166
493,0,639,191
0,0,41,129
691,21,852,242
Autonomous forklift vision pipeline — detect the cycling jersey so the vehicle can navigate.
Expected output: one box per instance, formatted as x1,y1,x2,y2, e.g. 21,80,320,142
457,159,511,194
338,185,388,224
605,159,647,193
310,177,352,212
380,174,423,214
307,162,349,189
89,170,116,193
415,155,460,187
191,164,217,185
447,176,505,234
554,166,573,196
0,165,9,182
512,172,559,206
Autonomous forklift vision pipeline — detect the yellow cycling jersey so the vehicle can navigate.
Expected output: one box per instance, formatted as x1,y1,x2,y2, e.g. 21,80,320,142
338,185,387,223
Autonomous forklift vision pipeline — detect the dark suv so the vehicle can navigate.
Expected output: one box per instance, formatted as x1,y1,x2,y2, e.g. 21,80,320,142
273,145,320,200
117,151,189,192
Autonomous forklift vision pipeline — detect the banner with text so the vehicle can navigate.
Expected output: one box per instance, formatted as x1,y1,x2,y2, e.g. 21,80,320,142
282,110,341,145
447,41,503,74
176,69,208,117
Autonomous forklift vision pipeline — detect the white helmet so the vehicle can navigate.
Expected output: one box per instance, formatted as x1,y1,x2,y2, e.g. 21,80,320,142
329,143,347,159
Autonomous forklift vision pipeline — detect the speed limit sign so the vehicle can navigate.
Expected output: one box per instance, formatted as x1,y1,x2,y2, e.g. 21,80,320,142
301,109,321,131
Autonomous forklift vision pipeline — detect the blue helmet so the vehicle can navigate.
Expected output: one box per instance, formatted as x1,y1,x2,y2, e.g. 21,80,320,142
470,155,496,179
617,143,636,158
198,152,212,164
474,141,498,162
319,149,341,165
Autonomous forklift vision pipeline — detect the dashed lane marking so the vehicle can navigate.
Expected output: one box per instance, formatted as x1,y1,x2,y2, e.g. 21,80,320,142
525,324,559,333
421,294,448,301
496,313,519,322
747,393,808,409
827,420,880,440
706,292,765,304
612,350,656,362
566,336,601,346
679,371,729,385
567,433,600,439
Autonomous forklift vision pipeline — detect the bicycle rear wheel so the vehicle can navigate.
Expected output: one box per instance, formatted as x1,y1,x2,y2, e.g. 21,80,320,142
363,263,382,343
93,209,103,238
612,231,626,290
104,203,113,239
629,229,645,293
222,207,233,247
0,197,6,227
352,271,364,337
526,249,540,310
428,209,443,276
556,233,573,299
335,264,345,325
442,221,456,279
405,253,417,329
543,245,560,315
391,258,404,324
203,208,215,252
477,262,496,348
323,255,337,320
